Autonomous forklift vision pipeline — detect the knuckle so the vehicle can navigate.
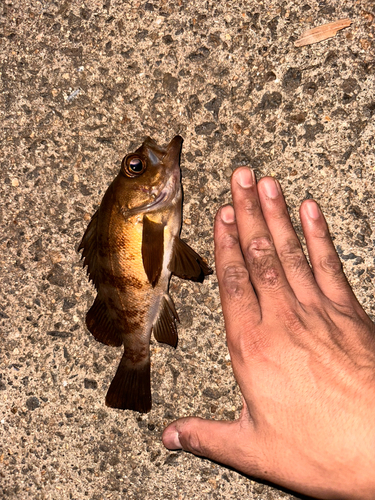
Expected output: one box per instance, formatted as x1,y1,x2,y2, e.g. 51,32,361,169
231,329,270,363
219,232,239,250
278,240,310,278
222,264,250,298
224,263,249,280
253,259,281,289
270,207,290,222
312,226,330,239
180,423,203,456
283,252,306,272
246,238,283,290
243,197,260,216
248,236,274,255
278,239,303,261
319,254,343,276
280,308,307,336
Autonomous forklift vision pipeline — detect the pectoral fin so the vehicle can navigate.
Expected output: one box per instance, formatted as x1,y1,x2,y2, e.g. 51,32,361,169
142,215,164,288
169,237,213,283
78,209,101,289
153,294,179,347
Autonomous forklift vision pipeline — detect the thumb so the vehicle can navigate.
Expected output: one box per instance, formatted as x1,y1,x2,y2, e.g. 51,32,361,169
162,416,259,473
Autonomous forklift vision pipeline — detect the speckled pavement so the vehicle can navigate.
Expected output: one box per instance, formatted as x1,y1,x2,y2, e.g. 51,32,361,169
1,1,374,499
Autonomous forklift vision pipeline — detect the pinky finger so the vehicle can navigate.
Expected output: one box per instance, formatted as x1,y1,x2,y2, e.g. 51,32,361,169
300,200,358,307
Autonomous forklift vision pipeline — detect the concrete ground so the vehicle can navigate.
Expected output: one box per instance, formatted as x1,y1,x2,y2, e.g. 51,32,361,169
1,0,374,499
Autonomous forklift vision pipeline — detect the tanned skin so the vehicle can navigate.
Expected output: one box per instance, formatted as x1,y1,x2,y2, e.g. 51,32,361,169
163,168,375,500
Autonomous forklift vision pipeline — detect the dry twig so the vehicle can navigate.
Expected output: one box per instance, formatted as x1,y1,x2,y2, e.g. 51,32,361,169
294,18,352,47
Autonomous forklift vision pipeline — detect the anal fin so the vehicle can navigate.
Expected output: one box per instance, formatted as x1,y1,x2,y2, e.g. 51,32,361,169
153,294,179,348
106,354,151,413
86,294,123,347
169,237,213,283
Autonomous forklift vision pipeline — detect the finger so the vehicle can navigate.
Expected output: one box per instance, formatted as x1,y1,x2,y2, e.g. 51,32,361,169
162,417,262,476
300,200,357,307
214,205,261,361
231,168,297,309
257,177,320,302
214,205,260,322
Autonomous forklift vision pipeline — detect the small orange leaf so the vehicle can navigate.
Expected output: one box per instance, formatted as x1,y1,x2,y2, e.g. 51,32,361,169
295,18,352,47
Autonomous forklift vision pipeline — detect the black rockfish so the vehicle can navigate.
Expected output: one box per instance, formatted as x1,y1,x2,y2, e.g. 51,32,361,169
78,136,212,413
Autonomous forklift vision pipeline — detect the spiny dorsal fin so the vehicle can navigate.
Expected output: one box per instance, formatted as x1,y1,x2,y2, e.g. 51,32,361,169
86,293,123,347
169,237,213,283
142,215,164,288
152,294,179,348
78,209,101,289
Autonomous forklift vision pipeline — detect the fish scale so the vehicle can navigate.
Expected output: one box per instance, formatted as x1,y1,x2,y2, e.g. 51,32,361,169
78,136,212,413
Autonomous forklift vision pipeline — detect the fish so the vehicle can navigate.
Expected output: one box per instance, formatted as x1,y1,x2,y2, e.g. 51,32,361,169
78,136,212,413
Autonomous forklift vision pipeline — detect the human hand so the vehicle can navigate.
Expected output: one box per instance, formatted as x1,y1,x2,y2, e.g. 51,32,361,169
163,168,375,500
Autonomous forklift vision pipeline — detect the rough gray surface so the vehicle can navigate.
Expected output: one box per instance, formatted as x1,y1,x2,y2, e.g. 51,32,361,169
0,0,374,499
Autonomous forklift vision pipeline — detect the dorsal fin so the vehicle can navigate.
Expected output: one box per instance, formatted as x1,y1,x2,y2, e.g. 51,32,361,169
86,293,123,347
169,237,213,283
142,215,164,288
78,210,101,289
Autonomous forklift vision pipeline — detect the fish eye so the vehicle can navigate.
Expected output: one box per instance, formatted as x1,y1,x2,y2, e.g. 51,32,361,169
122,155,146,177
129,158,143,172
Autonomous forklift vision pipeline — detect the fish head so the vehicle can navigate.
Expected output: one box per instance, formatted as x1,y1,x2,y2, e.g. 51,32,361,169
120,136,183,214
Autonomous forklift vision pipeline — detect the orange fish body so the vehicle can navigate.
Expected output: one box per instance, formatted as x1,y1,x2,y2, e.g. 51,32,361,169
79,136,211,412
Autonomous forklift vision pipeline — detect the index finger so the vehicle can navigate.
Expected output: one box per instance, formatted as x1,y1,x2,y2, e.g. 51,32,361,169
214,204,261,362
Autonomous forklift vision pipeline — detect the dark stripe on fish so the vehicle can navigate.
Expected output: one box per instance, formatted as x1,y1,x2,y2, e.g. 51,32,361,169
101,273,144,291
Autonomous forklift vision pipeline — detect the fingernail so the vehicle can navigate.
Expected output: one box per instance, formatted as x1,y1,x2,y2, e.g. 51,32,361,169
163,430,182,450
306,200,320,220
236,168,254,188
220,205,235,223
263,178,279,199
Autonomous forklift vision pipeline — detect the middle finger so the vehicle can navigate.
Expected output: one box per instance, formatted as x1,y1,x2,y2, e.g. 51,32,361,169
231,167,296,309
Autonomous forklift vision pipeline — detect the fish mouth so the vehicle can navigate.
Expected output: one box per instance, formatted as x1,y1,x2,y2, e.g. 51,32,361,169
128,168,180,215
163,135,183,165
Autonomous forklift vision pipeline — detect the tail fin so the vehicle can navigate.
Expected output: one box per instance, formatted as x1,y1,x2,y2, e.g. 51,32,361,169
105,354,152,413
